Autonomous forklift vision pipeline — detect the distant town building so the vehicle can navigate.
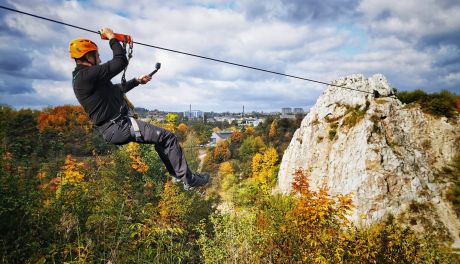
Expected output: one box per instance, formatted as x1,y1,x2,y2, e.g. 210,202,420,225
282,108,292,115
280,107,305,119
214,116,237,123
240,118,265,127
293,108,304,114
184,110,204,119
210,131,233,146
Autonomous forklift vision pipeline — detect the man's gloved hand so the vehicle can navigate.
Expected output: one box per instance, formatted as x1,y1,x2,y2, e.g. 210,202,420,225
137,74,152,84
100,28,115,40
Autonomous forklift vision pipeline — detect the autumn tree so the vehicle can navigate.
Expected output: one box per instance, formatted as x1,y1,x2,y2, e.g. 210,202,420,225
160,113,179,132
268,119,278,138
37,105,92,134
176,123,188,142
165,113,179,125
246,126,254,136
251,147,279,191
158,181,189,227
219,161,237,193
213,140,231,163
231,130,243,144
238,136,266,162
37,105,94,156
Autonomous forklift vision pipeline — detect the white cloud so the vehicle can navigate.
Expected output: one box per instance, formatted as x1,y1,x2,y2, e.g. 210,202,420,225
358,0,460,39
0,0,459,112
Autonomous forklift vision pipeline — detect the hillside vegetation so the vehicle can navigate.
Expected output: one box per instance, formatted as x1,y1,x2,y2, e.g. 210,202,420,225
0,105,458,263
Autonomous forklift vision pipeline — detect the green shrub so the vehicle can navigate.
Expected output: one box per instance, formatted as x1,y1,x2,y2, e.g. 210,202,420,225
329,122,339,140
397,89,428,104
397,90,459,118
343,103,368,129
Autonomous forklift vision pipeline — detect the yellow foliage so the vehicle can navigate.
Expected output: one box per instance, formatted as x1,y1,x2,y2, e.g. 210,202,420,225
55,155,88,198
62,154,85,184
218,161,234,177
246,126,254,135
126,142,149,173
162,123,176,133
165,113,178,125
251,147,278,185
251,153,264,180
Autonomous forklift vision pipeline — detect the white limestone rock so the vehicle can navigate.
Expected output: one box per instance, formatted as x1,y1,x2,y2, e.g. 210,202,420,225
277,74,460,246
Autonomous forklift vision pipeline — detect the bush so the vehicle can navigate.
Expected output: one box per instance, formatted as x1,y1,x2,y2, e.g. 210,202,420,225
329,122,339,140
343,104,368,128
199,170,453,263
397,90,459,118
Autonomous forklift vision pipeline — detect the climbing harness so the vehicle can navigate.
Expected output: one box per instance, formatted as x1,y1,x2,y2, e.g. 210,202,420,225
129,117,142,142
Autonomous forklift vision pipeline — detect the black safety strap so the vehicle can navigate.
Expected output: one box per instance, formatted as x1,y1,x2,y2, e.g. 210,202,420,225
72,71,79,86
121,35,133,89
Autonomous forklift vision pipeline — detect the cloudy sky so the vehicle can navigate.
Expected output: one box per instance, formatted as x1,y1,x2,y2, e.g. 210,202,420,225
0,0,459,112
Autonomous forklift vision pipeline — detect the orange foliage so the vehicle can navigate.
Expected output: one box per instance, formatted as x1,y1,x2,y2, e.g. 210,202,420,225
37,170,47,180
39,177,61,192
126,142,149,173
245,126,254,136
290,169,353,224
268,120,277,138
277,169,354,262
231,130,243,143
177,123,188,134
37,105,92,133
289,170,354,226
213,140,231,162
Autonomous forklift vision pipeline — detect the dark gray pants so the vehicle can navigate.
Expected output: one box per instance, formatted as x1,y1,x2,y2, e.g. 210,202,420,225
100,118,193,184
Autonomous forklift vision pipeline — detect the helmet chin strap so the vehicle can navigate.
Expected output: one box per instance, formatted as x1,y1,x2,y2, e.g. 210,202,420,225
88,53,97,66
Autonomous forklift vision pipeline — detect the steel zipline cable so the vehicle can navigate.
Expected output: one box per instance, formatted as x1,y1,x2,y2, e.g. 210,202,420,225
0,5,379,95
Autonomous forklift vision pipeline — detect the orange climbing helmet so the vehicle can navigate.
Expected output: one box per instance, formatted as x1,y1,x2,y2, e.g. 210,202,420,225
69,38,98,59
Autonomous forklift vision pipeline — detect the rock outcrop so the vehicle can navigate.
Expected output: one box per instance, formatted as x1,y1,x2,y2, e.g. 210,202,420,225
278,74,460,246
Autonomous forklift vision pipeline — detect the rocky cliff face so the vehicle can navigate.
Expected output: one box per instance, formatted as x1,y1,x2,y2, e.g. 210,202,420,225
278,74,460,246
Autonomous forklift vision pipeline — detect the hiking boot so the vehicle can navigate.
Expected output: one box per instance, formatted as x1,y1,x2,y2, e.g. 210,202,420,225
187,172,210,188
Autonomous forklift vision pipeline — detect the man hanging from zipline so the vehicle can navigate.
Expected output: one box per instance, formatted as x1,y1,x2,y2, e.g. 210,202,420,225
70,27,209,188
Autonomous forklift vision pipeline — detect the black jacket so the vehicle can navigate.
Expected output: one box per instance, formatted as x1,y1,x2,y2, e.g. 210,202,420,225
72,38,139,126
